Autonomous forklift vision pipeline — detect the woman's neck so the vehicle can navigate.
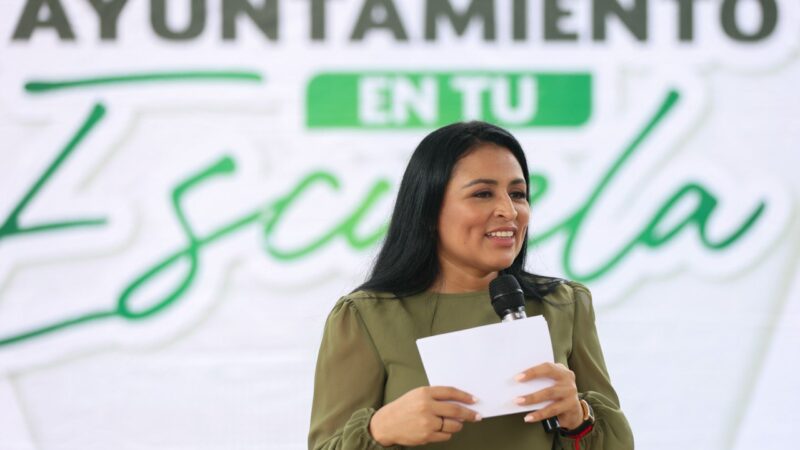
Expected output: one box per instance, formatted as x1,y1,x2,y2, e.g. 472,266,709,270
433,259,498,293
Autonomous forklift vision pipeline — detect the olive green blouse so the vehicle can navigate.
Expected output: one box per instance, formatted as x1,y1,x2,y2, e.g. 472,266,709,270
308,280,633,450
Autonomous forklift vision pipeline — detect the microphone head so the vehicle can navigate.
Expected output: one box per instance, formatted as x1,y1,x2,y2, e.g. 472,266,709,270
489,274,526,319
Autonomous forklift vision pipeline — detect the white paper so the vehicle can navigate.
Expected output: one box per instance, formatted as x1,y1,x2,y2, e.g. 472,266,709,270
416,317,555,418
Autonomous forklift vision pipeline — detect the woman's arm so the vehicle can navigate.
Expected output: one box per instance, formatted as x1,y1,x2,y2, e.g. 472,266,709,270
308,296,481,449
308,298,399,450
556,282,634,450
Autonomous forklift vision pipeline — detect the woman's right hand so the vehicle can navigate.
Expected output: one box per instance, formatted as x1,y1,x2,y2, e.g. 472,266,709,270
368,386,482,447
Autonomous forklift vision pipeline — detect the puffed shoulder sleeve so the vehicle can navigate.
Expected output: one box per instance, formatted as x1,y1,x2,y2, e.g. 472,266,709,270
557,283,634,450
308,297,401,450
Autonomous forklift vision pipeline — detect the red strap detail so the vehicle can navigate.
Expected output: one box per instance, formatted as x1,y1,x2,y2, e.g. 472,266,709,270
565,424,594,450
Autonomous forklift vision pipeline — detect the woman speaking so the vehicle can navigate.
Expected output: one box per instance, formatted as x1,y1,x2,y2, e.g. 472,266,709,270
308,122,633,449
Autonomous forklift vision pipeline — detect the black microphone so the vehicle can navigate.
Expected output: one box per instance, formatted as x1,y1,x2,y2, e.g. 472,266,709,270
490,274,527,321
489,274,560,434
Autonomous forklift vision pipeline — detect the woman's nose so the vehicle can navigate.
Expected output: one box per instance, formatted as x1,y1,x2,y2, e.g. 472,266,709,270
494,194,518,219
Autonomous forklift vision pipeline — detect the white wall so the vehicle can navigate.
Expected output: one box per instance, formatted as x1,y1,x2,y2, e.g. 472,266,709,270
1,1,799,448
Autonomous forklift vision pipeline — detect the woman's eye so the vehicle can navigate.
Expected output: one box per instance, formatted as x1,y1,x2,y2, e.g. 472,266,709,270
510,191,528,200
473,191,492,198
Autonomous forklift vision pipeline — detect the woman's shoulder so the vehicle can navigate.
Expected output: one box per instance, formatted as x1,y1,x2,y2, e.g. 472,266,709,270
337,289,399,304
328,290,402,316
520,273,592,305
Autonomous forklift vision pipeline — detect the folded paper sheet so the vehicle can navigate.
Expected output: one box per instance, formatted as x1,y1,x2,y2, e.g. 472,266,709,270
416,317,555,418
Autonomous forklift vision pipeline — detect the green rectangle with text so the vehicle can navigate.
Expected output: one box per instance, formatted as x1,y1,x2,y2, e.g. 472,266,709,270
306,72,591,129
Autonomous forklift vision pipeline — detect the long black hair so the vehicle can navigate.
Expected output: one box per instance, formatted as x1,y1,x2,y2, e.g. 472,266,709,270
357,121,552,299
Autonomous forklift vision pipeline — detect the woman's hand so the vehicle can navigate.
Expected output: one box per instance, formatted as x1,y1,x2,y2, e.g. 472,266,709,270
369,386,482,446
514,362,584,430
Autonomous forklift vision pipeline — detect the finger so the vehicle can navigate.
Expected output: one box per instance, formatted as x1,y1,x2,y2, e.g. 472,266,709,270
432,401,482,422
516,362,573,382
428,386,477,404
523,400,571,423
427,432,453,443
515,386,560,406
440,418,464,434
516,382,577,406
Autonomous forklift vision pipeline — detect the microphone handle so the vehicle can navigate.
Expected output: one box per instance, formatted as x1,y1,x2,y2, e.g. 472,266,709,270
501,308,560,433
500,308,527,322
542,416,560,433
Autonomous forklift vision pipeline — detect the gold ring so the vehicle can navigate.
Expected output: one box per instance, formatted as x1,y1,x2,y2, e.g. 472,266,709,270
439,416,445,432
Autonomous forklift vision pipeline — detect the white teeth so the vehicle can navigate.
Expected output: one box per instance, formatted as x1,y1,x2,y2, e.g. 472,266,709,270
486,231,514,238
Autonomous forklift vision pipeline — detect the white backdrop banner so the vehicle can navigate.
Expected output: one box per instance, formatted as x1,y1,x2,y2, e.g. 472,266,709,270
1,0,799,449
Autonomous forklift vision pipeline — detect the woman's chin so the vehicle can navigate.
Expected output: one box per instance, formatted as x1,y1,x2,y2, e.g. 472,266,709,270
484,257,517,273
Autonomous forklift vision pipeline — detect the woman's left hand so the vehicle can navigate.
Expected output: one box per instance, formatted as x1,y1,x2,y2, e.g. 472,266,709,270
514,362,584,430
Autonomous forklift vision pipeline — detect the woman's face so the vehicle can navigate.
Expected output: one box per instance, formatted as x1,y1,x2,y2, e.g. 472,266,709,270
437,144,530,281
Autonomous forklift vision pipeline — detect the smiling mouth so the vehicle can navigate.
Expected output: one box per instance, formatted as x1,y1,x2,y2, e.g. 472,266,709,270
485,231,515,238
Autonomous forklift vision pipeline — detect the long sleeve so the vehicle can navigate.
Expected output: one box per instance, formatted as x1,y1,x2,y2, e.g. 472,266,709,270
556,283,634,450
308,298,402,450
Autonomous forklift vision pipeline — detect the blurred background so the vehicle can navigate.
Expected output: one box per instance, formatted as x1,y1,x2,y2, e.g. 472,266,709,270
1,0,798,448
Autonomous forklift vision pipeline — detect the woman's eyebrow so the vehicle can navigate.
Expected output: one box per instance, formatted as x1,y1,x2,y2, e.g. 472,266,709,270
461,178,526,189
461,178,497,188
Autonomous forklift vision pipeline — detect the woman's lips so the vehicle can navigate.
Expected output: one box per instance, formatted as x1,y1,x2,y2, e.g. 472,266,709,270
485,230,515,238
485,230,516,247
